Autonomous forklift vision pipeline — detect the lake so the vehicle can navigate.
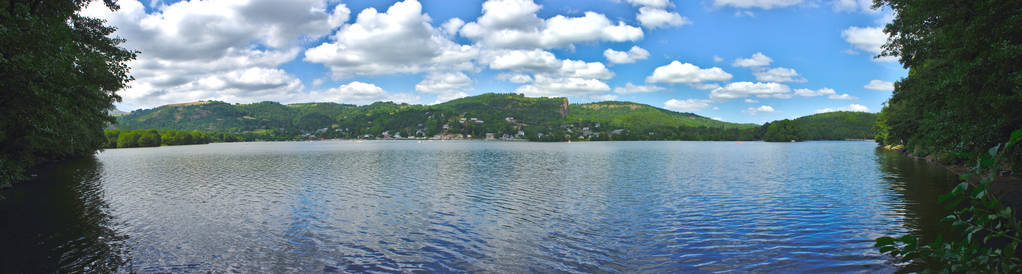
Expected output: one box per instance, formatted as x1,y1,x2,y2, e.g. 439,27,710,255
0,140,957,272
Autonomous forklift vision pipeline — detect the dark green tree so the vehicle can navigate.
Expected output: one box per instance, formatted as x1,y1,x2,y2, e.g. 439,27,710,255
0,0,136,187
874,0,1022,162
762,119,807,142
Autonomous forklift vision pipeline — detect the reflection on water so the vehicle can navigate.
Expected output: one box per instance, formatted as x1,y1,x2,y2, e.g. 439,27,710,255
0,157,129,272
0,141,958,272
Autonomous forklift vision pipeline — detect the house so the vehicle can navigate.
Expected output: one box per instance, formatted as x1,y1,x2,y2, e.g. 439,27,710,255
516,130,526,137
316,128,328,133
442,123,450,129
611,129,625,135
459,118,467,123
485,133,495,140
505,117,515,122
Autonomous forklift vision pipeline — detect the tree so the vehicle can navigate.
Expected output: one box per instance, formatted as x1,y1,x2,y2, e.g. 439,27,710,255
875,0,1022,162
137,130,160,147
762,119,807,142
116,131,138,148
0,0,136,187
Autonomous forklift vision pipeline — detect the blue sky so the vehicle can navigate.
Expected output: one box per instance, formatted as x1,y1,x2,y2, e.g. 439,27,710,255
83,0,903,124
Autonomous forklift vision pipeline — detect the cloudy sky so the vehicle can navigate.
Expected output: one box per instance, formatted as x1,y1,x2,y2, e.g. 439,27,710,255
82,0,903,124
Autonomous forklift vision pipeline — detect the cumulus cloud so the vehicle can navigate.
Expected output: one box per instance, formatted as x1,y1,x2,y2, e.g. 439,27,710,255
558,59,614,79
815,104,869,113
713,56,724,62
864,79,894,91
459,0,643,49
646,61,733,85
794,87,836,97
714,0,803,9
664,99,712,112
753,67,806,82
626,0,670,8
442,17,465,36
496,73,534,83
637,7,691,29
614,82,665,94
744,98,759,103
79,0,351,108
415,72,471,93
710,82,791,100
515,75,611,97
744,105,777,115
484,49,560,72
313,81,420,105
604,46,650,64
304,0,478,77
833,0,877,12
842,26,896,62
828,93,857,100
733,52,772,67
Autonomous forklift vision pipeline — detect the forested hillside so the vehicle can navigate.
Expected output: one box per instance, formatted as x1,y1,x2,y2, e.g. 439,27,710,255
116,93,766,141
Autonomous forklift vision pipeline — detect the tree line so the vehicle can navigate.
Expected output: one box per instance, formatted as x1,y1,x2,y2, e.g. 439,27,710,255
103,129,242,148
1,0,134,189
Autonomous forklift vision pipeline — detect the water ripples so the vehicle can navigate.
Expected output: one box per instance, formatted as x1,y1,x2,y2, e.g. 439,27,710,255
0,140,960,272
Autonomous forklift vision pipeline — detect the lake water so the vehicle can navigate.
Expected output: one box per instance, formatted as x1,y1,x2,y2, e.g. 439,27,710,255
0,140,957,272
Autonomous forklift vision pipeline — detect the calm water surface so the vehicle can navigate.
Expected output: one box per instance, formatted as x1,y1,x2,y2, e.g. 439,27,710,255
0,141,957,272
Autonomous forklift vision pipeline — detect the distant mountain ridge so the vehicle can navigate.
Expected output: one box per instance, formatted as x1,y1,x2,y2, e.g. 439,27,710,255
114,93,871,141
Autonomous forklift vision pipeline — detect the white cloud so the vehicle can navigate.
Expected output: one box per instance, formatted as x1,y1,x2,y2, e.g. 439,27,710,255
815,104,869,113
79,0,350,108
442,17,465,36
744,98,759,103
664,99,712,112
712,117,724,121
833,0,877,12
558,59,614,79
864,79,894,91
497,73,534,83
828,93,858,100
313,81,420,105
714,0,803,9
710,82,791,100
626,0,670,8
614,82,665,94
646,61,733,84
415,72,472,94
515,75,610,97
744,105,777,115
793,88,856,100
794,87,836,97
733,52,773,67
753,67,806,82
485,49,560,72
304,0,478,77
713,56,724,62
637,7,691,29
604,46,650,64
842,26,896,62
459,0,643,49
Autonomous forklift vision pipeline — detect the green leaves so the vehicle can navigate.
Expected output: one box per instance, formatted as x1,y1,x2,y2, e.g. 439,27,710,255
877,131,1022,272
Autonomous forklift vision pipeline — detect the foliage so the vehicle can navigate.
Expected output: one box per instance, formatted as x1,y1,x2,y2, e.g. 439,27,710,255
794,111,875,140
0,0,135,188
761,119,807,142
103,129,235,148
877,129,1022,272
873,0,1022,164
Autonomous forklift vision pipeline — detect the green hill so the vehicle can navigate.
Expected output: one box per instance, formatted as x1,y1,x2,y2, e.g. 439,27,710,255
795,111,876,140
760,111,877,142
114,93,871,141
